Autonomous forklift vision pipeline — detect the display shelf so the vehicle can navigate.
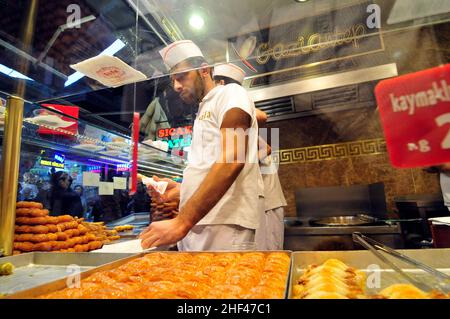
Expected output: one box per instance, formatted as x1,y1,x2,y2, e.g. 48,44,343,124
1,102,185,178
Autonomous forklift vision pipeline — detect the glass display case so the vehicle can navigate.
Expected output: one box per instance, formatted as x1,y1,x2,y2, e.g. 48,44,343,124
0,0,449,257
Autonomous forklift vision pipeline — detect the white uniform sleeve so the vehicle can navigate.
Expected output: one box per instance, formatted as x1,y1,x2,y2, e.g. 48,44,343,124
216,84,254,127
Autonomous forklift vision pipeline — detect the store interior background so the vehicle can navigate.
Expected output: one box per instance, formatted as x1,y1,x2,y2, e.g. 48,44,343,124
1,0,449,221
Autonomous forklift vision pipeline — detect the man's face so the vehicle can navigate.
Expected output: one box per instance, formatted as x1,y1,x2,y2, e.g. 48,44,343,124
170,61,204,105
58,174,70,190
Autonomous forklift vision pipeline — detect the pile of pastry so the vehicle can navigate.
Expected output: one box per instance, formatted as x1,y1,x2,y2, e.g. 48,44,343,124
39,252,291,299
80,221,120,244
292,258,449,299
13,201,104,254
150,198,178,222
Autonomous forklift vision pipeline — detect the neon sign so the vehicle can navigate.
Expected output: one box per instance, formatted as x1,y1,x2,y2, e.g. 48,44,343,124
40,152,65,168
157,126,192,139
157,126,192,151
117,163,130,172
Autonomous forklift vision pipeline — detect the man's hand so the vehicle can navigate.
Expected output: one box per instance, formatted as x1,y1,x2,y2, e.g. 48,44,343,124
139,216,191,248
140,175,180,204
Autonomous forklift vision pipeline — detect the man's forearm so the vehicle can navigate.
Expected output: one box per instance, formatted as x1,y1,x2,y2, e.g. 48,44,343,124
178,161,245,228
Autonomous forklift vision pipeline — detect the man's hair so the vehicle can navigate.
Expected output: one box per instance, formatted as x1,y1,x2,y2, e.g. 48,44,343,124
213,75,242,86
171,56,213,77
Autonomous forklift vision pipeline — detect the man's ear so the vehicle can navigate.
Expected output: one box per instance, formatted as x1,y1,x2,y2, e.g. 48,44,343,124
199,62,211,78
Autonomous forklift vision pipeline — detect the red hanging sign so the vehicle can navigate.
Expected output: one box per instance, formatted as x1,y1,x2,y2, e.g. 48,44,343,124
130,112,140,194
38,104,79,137
375,64,450,168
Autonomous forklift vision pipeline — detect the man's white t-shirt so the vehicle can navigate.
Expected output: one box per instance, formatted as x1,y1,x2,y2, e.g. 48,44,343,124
440,172,450,212
260,155,287,211
179,84,260,230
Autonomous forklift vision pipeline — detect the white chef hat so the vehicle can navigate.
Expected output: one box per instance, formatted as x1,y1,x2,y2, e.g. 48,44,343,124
213,63,246,84
159,40,204,71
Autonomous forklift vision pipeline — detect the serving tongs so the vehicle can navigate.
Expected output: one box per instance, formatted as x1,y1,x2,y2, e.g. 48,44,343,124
352,232,450,293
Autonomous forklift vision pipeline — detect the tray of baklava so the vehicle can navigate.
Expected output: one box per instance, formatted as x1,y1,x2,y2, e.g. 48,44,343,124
6,251,292,299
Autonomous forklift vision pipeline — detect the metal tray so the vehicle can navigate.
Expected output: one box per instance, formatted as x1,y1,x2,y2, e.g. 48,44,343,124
6,250,292,299
0,252,133,297
310,216,374,227
288,248,450,298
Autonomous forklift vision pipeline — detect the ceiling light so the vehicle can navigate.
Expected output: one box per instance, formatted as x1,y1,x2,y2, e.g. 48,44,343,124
189,14,205,30
0,63,34,81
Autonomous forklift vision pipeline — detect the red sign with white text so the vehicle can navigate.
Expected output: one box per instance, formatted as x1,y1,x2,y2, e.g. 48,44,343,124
375,64,450,168
38,104,79,137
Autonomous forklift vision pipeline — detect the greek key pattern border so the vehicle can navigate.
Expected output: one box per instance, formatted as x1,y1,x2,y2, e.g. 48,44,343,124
272,138,387,165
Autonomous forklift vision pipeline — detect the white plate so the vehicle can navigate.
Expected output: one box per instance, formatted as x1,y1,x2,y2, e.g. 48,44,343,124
106,141,130,148
72,144,105,152
99,150,125,157
26,115,76,128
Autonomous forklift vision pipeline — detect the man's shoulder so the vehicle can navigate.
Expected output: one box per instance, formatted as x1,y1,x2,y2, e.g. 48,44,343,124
220,83,247,94
217,84,251,105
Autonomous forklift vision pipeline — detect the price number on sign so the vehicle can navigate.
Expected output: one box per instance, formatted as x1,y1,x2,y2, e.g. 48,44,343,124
436,113,450,150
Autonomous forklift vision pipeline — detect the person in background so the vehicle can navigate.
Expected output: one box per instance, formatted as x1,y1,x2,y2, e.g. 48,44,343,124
127,182,151,214
90,193,122,223
17,183,23,202
424,164,450,212
21,185,36,201
21,172,38,201
90,167,124,223
35,179,51,209
49,171,83,218
254,110,287,250
213,63,287,250
74,185,88,217
437,164,450,212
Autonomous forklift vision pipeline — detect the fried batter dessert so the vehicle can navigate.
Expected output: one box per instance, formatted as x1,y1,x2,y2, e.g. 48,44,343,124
39,252,291,299
114,225,134,232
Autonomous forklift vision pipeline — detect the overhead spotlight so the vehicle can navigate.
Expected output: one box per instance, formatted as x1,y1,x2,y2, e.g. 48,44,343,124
189,14,205,30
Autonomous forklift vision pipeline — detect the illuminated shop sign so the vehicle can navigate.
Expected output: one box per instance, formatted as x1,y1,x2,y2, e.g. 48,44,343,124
40,153,65,168
157,126,192,151
157,126,192,138
228,1,384,86
117,164,130,172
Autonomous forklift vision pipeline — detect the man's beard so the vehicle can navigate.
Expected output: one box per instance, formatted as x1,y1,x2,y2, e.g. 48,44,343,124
181,70,205,105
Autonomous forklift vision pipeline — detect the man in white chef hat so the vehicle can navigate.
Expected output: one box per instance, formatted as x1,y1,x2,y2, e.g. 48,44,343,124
140,41,261,251
213,63,287,250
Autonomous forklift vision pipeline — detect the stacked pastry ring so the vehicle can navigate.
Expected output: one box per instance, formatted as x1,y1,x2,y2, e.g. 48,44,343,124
150,199,179,222
13,201,103,254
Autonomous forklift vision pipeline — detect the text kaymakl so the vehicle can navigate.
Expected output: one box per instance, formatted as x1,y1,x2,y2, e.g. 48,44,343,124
390,80,450,115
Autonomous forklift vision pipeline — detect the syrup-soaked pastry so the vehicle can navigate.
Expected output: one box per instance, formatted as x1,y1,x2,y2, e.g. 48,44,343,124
14,233,58,243
13,241,34,252
39,252,291,299
16,201,43,209
15,224,52,234
16,208,49,217
16,216,59,225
